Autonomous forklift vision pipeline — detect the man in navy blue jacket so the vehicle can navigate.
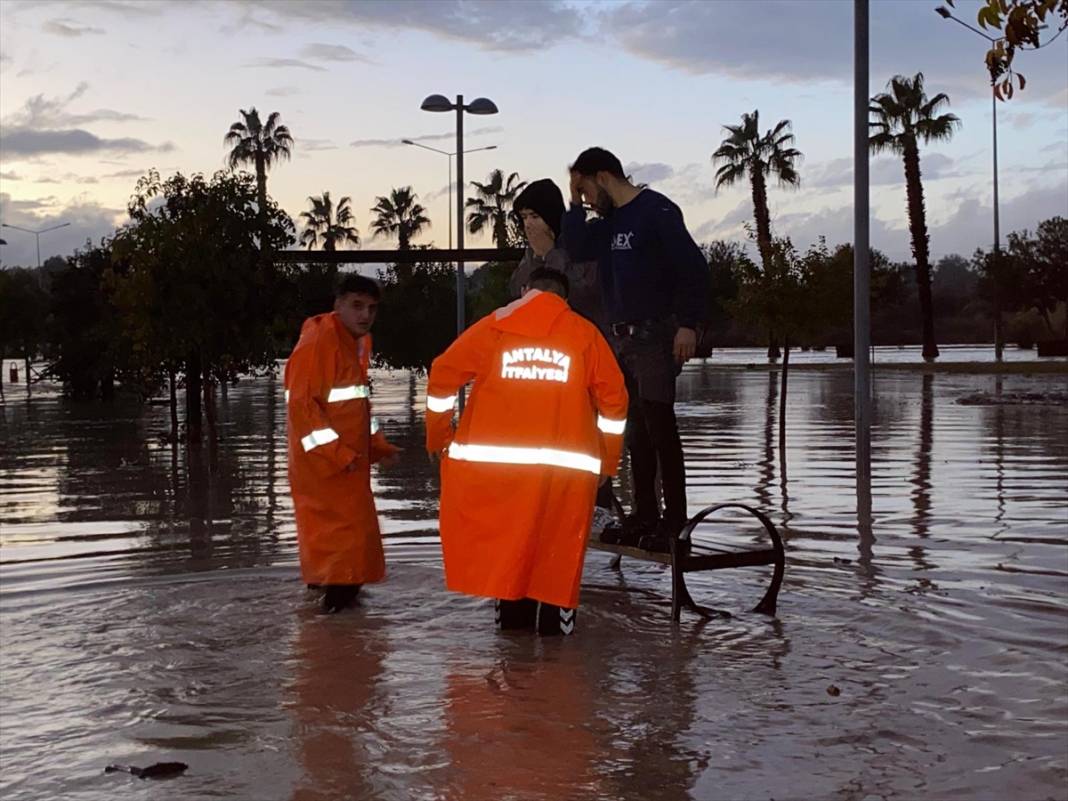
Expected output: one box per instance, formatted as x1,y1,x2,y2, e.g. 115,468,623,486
562,147,709,551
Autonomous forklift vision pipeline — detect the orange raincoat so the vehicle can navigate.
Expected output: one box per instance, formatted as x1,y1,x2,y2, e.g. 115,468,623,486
425,290,628,608
285,313,397,586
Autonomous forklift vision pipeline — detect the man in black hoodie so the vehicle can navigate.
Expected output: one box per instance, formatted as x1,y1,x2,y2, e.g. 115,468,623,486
509,178,604,332
562,147,709,552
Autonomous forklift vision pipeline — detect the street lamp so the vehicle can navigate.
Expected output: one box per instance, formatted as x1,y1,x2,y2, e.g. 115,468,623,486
400,140,498,249
1,222,71,268
417,94,499,336
934,5,1005,360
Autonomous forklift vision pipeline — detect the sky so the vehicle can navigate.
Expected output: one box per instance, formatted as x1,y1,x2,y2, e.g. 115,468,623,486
0,0,1066,269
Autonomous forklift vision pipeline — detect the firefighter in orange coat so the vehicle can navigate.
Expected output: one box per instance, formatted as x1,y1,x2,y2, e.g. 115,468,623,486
425,268,628,635
285,275,399,613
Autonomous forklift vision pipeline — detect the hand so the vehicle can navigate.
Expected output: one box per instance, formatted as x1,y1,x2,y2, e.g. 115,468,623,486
569,170,584,205
525,216,555,258
673,327,697,365
429,449,446,466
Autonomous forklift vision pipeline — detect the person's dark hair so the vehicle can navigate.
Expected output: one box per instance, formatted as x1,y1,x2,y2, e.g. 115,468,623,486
335,273,381,300
570,147,625,180
527,267,569,298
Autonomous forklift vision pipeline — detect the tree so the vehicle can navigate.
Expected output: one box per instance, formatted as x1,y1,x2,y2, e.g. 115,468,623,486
729,237,816,457
112,169,295,440
47,243,128,400
939,0,1068,100
1006,216,1068,337
712,111,802,272
299,192,360,251
370,187,431,279
372,251,457,371
224,107,293,225
465,169,526,248
869,72,961,362
712,110,802,359
700,240,746,353
0,267,48,393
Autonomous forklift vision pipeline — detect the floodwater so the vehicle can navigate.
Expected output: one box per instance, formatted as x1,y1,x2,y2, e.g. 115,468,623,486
1,355,1066,801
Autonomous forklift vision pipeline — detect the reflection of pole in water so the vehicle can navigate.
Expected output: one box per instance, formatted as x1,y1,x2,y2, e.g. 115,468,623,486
993,375,1007,538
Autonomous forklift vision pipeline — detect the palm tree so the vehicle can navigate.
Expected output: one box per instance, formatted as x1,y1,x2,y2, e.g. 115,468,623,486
869,73,960,362
299,192,360,251
465,169,526,248
712,110,801,270
370,187,431,281
224,107,293,217
370,186,431,250
712,110,801,359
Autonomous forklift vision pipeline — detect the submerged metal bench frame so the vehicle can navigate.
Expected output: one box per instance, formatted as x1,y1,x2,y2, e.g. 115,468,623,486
588,503,786,622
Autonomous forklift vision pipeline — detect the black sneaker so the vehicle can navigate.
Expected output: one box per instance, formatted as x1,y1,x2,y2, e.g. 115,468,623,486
536,603,576,636
321,584,361,613
638,521,689,555
496,598,538,630
601,514,655,547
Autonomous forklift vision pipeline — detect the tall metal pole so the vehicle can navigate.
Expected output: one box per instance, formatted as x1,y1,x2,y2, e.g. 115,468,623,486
991,87,1004,361
35,233,41,269
854,0,872,500
448,156,453,250
455,94,465,336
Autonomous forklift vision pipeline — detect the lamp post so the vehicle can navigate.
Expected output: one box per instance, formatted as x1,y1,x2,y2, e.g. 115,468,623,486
1,222,71,268
417,94,499,337
855,0,872,527
935,5,1005,361
401,140,498,250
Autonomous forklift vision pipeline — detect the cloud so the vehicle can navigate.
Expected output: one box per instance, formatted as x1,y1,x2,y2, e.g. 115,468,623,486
805,154,962,190
101,168,149,179
244,0,586,52
266,86,301,97
298,138,338,152
243,57,326,72
0,192,125,267
0,128,174,158
349,125,503,149
422,183,454,202
42,18,105,37
300,43,372,63
599,0,1068,100
625,162,674,184
692,199,754,242
0,170,21,180
35,177,60,184
3,83,148,128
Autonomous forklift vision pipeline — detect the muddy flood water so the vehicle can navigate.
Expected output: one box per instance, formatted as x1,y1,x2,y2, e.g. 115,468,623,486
1,351,1066,801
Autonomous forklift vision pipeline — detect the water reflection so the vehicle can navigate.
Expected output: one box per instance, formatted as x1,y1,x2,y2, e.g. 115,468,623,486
288,613,387,801
908,374,936,575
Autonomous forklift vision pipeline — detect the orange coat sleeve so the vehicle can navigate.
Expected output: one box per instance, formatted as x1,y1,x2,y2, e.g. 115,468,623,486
425,318,494,454
588,332,628,477
286,332,359,475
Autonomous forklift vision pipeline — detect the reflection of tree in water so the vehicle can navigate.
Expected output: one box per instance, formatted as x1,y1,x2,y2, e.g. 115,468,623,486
908,373,935,575
49,382,290,571
755,369,777,515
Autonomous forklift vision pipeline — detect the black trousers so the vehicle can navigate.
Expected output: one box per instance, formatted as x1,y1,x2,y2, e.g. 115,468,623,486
627,397,687,530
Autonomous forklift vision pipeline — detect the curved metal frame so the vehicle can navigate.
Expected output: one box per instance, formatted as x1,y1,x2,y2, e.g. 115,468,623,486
670,503,786,622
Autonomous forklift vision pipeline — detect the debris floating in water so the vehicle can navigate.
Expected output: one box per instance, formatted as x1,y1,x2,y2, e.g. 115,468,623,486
104,762,188,779
826,685,841,697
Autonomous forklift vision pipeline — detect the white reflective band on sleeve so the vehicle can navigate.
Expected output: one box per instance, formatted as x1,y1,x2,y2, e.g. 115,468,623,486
426,394,458,413
597,416,626,435
327,384,369,402
370,416,379,435
284,390,290,403
447,442,601,475
301,427,340,452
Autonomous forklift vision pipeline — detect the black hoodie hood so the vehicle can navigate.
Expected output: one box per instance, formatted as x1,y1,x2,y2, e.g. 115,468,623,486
514,178,565,240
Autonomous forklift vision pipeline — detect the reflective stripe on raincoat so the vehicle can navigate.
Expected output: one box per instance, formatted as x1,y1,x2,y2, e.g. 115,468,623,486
426,290,628,608
285,313,398,586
